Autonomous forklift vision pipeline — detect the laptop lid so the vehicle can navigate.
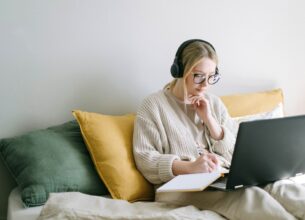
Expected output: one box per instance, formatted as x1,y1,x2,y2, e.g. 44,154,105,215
226,115,305,190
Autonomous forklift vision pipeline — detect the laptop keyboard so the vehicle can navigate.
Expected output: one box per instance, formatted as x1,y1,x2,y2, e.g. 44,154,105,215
216,176,228,184
209,176,228,190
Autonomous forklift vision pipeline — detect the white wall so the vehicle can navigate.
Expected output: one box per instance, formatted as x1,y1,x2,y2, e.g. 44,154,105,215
1,0,305,139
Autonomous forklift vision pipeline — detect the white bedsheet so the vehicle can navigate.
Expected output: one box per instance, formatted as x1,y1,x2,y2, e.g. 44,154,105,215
7,188,42,220
7,188,226,220
38,192,225,220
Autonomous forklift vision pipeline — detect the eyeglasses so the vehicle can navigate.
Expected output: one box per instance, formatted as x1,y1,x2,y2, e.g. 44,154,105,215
193,73,221,85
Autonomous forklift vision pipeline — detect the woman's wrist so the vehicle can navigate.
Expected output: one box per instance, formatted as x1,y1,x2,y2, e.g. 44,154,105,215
204,116,223,140
172,160,193,175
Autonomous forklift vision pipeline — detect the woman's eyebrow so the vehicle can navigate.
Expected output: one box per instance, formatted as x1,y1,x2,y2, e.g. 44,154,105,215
193,70,215,75
193,70,206,74
193,71,209,75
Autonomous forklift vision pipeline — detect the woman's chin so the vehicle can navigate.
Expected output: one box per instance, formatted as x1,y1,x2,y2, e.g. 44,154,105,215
194,89,206,95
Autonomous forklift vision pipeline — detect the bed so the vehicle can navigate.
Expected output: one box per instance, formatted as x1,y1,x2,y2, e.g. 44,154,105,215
7,188,42,220
8,187,226,220
0,89,285,220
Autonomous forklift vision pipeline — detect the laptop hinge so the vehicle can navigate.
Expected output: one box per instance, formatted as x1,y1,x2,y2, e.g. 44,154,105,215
234,185,243,189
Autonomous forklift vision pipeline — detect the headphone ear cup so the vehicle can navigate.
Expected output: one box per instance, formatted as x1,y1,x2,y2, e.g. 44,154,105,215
170,59,181,78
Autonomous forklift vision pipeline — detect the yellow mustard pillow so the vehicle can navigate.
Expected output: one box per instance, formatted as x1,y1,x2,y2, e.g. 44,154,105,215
220,88,284,117
72,110,154,202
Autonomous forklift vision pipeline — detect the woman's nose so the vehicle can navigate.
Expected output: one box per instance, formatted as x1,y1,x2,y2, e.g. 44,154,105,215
202,79,208,86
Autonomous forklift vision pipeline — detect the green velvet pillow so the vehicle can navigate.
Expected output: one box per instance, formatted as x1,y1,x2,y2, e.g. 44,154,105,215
0,120,108,207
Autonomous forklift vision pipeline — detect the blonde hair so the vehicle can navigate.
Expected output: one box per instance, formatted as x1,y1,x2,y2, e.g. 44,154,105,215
167,41,218,99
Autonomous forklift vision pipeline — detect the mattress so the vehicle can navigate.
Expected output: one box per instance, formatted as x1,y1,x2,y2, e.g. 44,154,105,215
7,188,42,220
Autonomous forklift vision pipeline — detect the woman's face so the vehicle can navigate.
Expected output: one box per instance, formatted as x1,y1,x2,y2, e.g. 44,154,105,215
185,58,217,96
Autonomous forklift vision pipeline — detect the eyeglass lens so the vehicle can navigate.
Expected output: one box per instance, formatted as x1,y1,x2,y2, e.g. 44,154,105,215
193,74,220,85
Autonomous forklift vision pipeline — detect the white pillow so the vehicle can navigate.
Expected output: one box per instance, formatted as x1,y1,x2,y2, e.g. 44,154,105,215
233,103,284,124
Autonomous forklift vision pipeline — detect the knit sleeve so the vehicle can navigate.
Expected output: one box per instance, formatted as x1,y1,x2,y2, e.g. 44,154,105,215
207,96,239,165
133,116,179,185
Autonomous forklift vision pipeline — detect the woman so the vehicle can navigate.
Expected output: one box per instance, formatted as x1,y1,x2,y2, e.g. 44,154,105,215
133,39,305,220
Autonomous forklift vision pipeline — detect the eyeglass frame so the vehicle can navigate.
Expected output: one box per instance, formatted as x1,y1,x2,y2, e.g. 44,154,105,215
192,72,221,85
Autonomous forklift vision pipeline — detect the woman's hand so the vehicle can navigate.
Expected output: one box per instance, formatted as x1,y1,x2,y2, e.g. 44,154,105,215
188,95,212,123
188,95,224,140
172,151,219,175
190,150,219,173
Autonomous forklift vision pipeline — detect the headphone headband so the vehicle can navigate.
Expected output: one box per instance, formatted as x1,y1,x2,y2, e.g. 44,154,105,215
170,39,219,78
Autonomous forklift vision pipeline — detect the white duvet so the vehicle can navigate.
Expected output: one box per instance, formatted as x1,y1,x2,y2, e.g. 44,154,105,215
38,192,225,220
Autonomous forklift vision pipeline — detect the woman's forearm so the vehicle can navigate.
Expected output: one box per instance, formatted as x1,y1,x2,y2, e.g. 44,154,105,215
205,115,224,140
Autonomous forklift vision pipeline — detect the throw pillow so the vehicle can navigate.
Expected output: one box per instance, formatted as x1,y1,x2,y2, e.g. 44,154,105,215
0,120,108,207
233,103,284,124
220,88,283,117
72,110,155,202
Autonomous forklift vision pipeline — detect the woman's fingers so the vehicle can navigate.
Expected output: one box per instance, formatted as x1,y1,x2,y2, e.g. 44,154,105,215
199,153,218,172
207,159,217,172
189,96,209,108
207,153,219,166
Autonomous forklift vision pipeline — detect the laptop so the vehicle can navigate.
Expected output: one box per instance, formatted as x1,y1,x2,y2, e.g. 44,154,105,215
210,114,305,190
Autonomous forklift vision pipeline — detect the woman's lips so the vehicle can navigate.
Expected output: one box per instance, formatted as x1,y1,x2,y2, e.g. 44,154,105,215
196,88,206,92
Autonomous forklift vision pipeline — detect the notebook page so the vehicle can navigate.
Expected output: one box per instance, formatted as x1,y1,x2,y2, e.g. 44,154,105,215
156,172,222,193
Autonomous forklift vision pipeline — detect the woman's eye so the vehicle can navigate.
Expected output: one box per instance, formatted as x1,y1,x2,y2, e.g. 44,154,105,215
194,74,205,78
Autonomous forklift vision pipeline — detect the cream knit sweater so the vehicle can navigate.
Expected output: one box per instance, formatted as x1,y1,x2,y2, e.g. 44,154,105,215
133,88,238,185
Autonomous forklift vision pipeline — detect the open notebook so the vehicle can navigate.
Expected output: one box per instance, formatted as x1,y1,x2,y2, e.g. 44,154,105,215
157,167,228,193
